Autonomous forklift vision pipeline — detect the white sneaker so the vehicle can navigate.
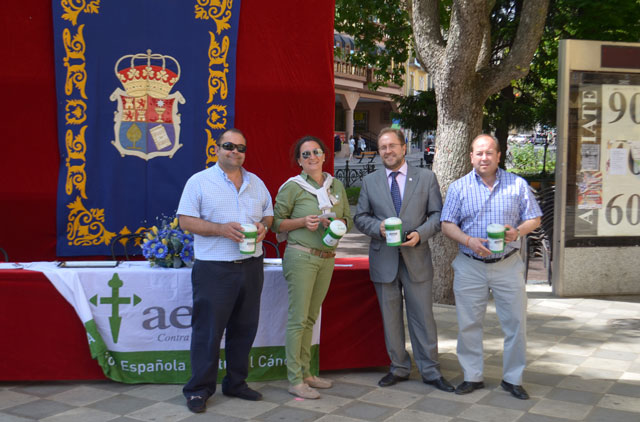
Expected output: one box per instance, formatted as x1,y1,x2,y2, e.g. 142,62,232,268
304,376,333,389
288,383,320,399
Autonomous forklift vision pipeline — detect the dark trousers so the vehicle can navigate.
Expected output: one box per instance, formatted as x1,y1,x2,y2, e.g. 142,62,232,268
183,257,264,398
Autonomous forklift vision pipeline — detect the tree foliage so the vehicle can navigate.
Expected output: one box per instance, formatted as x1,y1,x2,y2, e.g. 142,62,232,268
335,0,413,88
391,90,438,140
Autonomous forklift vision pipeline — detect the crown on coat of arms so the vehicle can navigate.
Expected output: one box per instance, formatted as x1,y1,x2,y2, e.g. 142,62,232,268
115,49,181,98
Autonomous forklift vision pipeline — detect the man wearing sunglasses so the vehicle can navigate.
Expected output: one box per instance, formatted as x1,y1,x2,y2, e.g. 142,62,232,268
177,128,274,413
354,128,453,393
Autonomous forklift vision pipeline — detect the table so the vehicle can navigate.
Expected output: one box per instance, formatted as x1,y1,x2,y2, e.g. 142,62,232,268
0,258,388,381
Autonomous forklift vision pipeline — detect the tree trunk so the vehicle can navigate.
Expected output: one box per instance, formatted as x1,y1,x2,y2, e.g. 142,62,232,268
430,84,485,304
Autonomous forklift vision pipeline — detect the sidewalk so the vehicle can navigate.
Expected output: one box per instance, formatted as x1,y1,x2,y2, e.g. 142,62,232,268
2,234,639,421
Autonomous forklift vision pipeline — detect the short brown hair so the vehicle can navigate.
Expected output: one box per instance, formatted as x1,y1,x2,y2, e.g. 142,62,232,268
470,134,499,152
377,128,405,145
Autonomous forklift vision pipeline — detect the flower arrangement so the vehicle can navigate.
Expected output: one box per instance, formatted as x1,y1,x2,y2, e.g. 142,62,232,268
142,217,194,268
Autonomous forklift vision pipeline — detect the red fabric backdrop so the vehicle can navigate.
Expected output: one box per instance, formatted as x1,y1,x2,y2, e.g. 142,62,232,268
0,0,335,261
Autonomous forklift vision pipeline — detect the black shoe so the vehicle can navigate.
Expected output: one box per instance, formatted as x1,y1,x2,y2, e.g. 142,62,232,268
454,381,485,395
501,380,529,400
378,372,409,387
423,376,455,392
223,386,263,401
186,395,206,413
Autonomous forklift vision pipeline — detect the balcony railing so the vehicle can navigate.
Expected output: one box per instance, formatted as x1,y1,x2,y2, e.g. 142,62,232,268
334,58,367,81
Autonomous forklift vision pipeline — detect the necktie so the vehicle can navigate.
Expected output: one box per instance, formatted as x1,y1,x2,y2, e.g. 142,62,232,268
390,171,401,215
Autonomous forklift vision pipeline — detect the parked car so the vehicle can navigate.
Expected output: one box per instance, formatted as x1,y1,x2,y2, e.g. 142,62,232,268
533,135,547,145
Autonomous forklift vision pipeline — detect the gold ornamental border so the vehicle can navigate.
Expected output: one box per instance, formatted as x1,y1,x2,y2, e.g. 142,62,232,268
60,1,234,248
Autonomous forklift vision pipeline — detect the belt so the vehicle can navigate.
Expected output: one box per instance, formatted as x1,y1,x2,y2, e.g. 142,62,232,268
464,249,518,264
288,243,336,259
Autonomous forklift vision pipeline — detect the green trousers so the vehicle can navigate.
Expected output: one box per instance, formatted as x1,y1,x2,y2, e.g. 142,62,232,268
282,246,335,385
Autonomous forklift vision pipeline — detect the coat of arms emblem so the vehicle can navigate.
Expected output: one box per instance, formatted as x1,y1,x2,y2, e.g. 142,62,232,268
110,49,185,160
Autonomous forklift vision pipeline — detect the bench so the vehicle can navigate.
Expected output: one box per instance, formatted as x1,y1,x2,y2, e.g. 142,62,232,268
355,151,377,163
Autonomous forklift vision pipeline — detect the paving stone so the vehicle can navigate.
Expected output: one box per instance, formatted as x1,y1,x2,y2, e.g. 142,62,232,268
358,388,422,409
124,384,183,402
384,408,452,422
526,361,577,376
3,398,72,420
529,399,593,420
581,357,632,372
410,396,471,417
39,407,121,422
0,390,38,410
597,393,640,413
0,412,35,422
125,402,192,422
258,405,324,422
90,393,157,415
319,382,373,399
249,385,294,404
202,397,278,420
590,349,637,361
457,403,524,422
47,386,119,407
517,412,582,422
557,376,613,394
533,352,588,366
584,406,640,422
181,411,245,422
333,401,398,421
285,393,351,413
543,387,603,405
314,415,364,422
12,382,91,398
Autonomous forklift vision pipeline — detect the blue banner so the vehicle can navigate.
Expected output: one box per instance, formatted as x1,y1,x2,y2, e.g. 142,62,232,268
52,0,240,256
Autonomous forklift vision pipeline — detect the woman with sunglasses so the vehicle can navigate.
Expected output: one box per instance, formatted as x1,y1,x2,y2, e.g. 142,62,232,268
273,135,352,399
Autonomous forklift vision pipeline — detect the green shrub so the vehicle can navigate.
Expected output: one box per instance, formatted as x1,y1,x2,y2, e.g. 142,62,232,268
345,187,361,205
507,144,555,177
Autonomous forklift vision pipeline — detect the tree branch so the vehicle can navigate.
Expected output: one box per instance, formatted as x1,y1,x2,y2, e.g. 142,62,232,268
411,0,446,74
479,0,550,98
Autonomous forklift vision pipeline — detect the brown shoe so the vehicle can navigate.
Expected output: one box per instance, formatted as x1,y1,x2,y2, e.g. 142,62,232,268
288,383,320,399
304,376,333,389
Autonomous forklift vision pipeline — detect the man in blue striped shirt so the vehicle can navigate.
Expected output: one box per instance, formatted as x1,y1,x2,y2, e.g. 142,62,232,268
441,134,542,400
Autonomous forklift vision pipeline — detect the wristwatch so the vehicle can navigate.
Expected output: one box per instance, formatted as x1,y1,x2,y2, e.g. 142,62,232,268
514,228,520,241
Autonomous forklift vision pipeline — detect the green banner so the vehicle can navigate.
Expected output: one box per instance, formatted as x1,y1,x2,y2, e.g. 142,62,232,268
86,319,318,384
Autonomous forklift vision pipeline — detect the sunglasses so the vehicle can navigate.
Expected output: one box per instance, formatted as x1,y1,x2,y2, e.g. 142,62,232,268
301,148,324,159
220,142,247,153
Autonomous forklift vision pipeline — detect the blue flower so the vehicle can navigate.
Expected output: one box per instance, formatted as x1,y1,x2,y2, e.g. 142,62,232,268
142,239,159,259
180,245,194,263
153,242,169,259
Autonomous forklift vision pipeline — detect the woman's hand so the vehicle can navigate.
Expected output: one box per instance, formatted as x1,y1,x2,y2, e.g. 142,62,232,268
303,215,321,231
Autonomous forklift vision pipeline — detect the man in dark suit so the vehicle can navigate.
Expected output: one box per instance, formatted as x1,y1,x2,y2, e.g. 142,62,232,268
354,128,453,392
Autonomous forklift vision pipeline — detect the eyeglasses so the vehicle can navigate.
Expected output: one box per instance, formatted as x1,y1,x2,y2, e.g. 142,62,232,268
220,142,247,153
301,148,324,159
378,143,404,152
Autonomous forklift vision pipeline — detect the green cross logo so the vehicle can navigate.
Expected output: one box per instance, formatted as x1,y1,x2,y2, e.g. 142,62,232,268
89,273,141,343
